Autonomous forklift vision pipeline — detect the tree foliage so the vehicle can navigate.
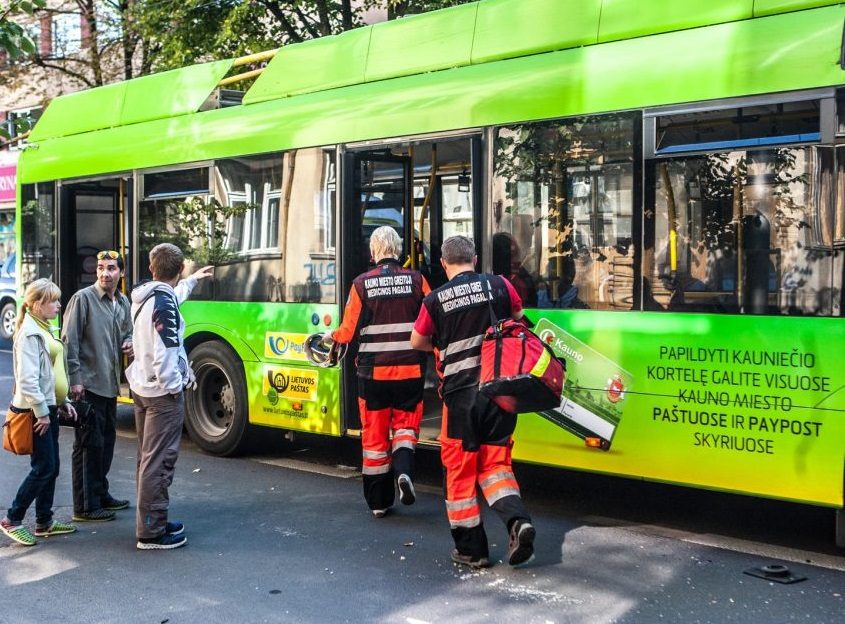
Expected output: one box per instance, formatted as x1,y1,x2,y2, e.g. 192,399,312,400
0,0,45,59
131,0,477,73
139,197,249,265
3,0,476,109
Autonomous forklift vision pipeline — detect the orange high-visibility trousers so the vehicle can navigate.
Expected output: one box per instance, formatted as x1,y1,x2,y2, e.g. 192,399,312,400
357,377,423,510
440,387,530,558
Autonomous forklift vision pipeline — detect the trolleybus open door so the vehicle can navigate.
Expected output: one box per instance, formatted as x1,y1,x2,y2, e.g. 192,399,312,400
58,176,132,306
340,150,414,433
339,136,483,441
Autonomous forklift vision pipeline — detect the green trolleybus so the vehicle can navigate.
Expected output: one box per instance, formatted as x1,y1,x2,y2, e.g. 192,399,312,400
15,0,845,544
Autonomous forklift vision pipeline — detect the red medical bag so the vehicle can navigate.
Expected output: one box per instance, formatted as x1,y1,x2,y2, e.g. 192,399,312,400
479,318,565,414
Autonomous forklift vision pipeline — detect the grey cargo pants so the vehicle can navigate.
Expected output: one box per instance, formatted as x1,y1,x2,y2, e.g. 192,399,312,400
134,392,184,539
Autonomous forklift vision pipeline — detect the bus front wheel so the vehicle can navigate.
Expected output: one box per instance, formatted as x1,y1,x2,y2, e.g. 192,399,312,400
185,341,251,456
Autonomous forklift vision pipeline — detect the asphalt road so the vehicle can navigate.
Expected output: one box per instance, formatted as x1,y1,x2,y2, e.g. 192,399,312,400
0,339,843,624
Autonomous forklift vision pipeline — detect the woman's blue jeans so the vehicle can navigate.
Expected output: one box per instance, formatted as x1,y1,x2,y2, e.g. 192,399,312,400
7,408,60,526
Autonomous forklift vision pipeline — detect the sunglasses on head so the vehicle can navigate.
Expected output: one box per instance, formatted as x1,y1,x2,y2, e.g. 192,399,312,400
97,250,120,260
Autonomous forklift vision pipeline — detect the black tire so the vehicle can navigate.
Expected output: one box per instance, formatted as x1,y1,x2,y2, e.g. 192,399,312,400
184,341,251,456
0,301,16,341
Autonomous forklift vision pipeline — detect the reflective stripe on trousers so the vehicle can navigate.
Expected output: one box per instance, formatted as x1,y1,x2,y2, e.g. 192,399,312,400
446,496,481,529
480,470,520,506
391,427,417,453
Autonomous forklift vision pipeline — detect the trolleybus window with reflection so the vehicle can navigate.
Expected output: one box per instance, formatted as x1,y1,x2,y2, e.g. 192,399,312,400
20,182,56,285
645,147,837,316
138,165,212,284
492,113,635,310
137,150,336,304
211,148,336,304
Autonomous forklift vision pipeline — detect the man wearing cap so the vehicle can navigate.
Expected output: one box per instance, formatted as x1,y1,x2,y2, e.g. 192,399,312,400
62,250,133,522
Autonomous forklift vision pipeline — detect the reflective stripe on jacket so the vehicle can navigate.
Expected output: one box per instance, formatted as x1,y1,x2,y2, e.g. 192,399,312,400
422,272,513,395
333,259,429,380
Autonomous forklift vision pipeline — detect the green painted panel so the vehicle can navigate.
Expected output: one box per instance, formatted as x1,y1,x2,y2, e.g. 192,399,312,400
182,301,339,364
754,0,841,16
120,59,233,125
471,0,601,64
29,81,127,142
511,310,844,507
29,60,232,142
182,301,343,435
244,27,372,105
20,6,845,184
598,0,754,43
364,2,478,82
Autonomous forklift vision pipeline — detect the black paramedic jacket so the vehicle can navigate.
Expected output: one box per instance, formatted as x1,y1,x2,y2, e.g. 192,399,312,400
351,259,427,379
421,271,513,396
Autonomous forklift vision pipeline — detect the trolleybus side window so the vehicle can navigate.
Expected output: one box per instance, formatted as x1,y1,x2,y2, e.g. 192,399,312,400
211,147,336,304
491,113,636,310
645,146,836,316
138,165,212,285
137,149,336,304
20,182,56,285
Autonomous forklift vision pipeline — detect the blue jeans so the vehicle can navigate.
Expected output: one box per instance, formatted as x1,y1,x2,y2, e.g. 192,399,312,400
7,407,60,526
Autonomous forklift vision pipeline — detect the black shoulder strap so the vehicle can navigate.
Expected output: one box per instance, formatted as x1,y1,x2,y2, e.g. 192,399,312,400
479,274,500,329
133,291,157,324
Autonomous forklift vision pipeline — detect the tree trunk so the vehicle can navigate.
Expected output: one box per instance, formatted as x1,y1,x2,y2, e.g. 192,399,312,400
78,0,103,85
119,0,136,80
315,0,331,36
341,0,353,30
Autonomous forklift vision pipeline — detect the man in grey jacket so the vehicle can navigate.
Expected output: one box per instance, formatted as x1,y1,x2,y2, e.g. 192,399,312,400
62,250,133,523
127,243,212,550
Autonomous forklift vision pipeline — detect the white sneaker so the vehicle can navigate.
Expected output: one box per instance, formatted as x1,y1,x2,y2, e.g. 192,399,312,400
372,508,388,518
397,474,416,505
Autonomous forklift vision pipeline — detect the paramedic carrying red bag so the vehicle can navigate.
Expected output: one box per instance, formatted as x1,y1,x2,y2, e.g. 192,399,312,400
478,279,566,414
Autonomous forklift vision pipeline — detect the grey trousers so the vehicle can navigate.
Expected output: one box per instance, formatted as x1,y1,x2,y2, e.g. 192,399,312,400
134,392,184,539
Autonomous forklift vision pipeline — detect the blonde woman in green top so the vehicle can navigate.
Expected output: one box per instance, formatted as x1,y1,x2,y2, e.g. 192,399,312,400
0,278,77,546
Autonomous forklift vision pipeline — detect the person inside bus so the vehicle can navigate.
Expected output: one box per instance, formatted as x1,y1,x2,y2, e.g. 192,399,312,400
324,226,430,517
492,232,537,308
411,235,536,569
62,250,133,523
1,279,78,546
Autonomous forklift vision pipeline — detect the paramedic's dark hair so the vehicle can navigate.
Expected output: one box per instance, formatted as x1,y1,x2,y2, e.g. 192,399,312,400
440,235,476,265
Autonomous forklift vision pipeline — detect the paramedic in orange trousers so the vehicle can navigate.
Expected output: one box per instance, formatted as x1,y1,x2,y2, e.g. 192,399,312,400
410,235,535,568
326,226,430,517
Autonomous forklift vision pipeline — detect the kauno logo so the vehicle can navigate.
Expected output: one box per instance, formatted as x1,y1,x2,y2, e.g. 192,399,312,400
268,370,289,393
538,327,584,363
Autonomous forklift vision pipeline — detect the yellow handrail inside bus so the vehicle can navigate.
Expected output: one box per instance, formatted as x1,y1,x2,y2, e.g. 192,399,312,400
119,178,127,294
733,163,744,309
659,162,678,274
417,144,437,269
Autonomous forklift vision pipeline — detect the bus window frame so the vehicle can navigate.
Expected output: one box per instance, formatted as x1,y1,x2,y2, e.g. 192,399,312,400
644,89,836,159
